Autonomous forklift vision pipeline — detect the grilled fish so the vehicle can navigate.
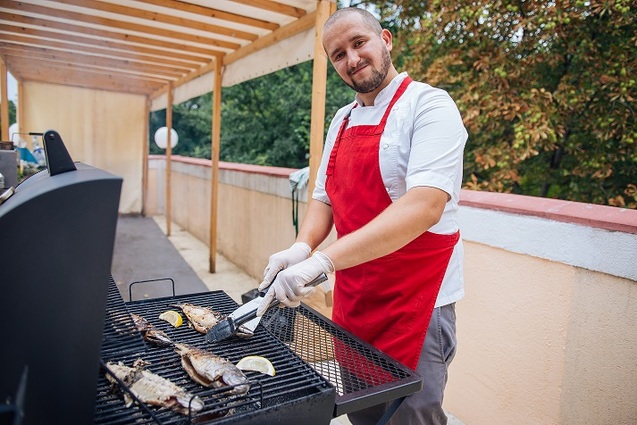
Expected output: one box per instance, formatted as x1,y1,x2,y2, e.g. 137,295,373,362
105,359,204,415
172,303,253,337
174,343,250,395
131,313,173,347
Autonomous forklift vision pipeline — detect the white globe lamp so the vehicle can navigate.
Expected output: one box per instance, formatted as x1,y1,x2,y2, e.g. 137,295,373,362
154,127,179,149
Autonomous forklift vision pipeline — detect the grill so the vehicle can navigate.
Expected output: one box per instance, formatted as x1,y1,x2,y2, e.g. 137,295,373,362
96,278,422,424
0,131,422,425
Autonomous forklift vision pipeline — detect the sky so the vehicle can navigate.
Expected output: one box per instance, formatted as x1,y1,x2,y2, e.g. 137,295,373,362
7,73,17,102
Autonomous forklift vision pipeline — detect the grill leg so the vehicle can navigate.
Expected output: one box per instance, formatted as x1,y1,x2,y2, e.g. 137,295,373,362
375,396,405,425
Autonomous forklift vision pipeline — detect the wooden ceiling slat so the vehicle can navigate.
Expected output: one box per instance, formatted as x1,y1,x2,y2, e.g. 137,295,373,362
48,0,259,42
230,0,307,18
0,11,224,58
224,10,314,65
4,2,242,51
0,44,188,77
0,32,201,70
6,58,167,88
5,55,176,87
0,0,326,98
135,0,280,31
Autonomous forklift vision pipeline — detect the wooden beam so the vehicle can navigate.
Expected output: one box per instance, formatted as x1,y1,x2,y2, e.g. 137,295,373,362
16,79,24,147
224,11,315,66
50,0,259,41
5,2,241,51
136,0,279,31
307,1,334,196
142,97,150,217
0,31,203,69
0,11,224,57
230,0,307,18
209,58,222,273
0,13,219,60
6,62,164,95
0,45,187,77
150,58,220,100
0,58,8,142
165,82,173,236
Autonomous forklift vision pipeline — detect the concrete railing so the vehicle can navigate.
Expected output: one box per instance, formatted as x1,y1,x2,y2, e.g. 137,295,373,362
147,155,637,425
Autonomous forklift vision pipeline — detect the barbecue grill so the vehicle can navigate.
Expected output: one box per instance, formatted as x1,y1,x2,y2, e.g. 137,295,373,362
0,130,422,425
0,130,122,425
97,277,422,424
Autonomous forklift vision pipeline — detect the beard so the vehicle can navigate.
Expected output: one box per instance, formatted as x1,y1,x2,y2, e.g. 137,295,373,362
345,47,392,94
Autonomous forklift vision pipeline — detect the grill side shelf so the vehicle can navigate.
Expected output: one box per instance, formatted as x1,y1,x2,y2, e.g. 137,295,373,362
260,303,423,417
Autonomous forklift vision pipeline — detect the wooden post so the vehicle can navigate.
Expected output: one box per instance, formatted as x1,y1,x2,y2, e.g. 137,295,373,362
0,59,9,142
17,80,24,146
307,0,335,196
142,97,150,217
166,82,173,236
209,58,223,273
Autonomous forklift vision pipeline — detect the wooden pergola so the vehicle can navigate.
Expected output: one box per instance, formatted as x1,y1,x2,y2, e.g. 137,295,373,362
0,0,337,272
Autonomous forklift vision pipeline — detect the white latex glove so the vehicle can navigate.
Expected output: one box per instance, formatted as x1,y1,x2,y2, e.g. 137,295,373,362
260,242,312,289
256,251,334,316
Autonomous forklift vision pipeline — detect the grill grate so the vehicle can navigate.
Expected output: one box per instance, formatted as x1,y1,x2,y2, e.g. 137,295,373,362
95,285,335,425
96,280,421,423
260,304,422,416
101,277,146,357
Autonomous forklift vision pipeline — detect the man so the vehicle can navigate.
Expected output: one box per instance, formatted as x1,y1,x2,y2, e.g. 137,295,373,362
257,7,467,425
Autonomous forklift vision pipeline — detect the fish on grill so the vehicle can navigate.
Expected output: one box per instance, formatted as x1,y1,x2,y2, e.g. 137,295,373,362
175,343,251,395
105,359,204,415
172,303,253,337
131,313,173,347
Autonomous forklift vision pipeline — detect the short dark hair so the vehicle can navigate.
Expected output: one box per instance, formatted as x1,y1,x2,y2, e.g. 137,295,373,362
324,7,383,35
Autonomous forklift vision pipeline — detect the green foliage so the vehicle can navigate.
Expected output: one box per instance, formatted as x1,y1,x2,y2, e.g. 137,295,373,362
151,0,636,208
150,61,352,169
0,100,17,136
360,0,636,208
149,93,212,158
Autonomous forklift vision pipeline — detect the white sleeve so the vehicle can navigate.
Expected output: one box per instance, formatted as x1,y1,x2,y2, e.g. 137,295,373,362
405,89,467,197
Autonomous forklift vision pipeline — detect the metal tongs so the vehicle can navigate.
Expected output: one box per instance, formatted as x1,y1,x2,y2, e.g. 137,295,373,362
205,273,328,343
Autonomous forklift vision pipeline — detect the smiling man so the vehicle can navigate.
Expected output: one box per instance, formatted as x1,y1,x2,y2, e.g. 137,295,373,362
258,7,468,425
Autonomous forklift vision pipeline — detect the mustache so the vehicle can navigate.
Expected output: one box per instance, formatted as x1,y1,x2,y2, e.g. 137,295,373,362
347,61,369,76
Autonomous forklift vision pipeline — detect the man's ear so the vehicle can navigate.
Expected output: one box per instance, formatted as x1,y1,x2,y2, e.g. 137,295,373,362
381,28,393,51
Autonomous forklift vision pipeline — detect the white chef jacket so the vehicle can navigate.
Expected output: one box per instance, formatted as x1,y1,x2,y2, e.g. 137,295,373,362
313,73,468,307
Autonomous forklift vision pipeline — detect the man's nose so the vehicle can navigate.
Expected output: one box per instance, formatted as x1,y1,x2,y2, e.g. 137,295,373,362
346,50,361,68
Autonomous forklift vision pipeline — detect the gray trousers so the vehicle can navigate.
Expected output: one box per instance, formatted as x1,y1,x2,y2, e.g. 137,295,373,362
347,303,458,425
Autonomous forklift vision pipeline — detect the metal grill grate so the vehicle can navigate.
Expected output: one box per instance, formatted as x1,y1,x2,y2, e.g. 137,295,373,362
260,304,422,416
95,287,335,425
100,277,146,357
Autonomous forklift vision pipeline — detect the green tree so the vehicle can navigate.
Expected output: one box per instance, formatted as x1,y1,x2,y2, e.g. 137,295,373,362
360,0,636,208
0,99,17,138
150,61,353,169
220,61,353,168
149,93,212,157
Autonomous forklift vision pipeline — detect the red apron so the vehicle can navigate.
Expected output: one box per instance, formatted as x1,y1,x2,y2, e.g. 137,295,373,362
325,77,459,370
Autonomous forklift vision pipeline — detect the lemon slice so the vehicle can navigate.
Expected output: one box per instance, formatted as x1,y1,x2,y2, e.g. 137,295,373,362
236,356,276,376
158,310,183,327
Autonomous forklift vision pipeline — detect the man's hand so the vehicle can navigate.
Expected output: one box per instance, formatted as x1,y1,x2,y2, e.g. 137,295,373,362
256,251,334,316
260,242,311,289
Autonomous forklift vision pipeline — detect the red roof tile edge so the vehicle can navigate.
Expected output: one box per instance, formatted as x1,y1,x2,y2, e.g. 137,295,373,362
460,189,637,234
